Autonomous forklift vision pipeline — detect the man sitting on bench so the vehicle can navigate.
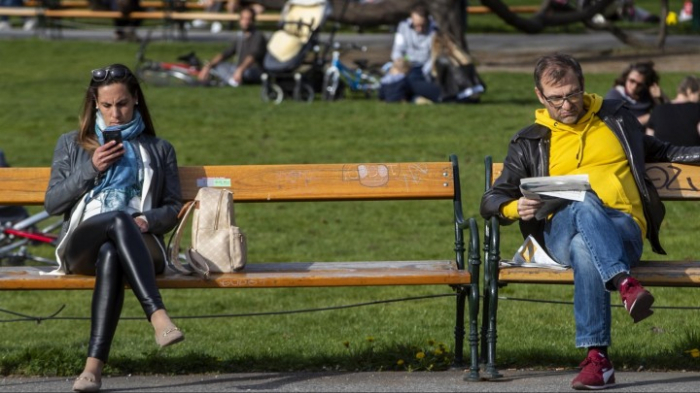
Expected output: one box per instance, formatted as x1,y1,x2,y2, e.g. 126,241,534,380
480,53,700,390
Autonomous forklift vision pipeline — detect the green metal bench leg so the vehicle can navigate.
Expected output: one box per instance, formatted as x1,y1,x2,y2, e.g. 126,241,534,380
453,286,466,368
461,218,481,381
450,157,481,380
484,217,503,379
480,222,491,366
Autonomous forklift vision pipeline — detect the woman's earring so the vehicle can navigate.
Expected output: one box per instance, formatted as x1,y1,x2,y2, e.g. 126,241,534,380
135,101,139,105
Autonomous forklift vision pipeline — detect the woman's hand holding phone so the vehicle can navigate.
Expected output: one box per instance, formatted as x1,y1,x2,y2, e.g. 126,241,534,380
92,132,125,172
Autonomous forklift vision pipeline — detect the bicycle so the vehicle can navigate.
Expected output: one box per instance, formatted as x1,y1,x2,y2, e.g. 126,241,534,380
321,42,382,101
134,30,226,87
0,209,61,267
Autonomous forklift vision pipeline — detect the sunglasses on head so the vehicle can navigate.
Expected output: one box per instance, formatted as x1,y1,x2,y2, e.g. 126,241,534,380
91,66,131,82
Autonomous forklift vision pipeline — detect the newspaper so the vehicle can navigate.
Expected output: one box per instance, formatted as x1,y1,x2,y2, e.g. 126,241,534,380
519,175,590,220
500,235,569,270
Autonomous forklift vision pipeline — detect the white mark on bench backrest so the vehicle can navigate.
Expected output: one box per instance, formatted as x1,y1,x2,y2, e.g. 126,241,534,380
343,164,399,187
399,164,429,190
406,164,428,183
358,164,389,187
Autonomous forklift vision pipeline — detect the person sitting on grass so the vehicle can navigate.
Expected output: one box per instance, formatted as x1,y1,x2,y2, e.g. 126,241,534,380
604,60,669,127
646,75,700,146
198,6,267,87
388,2,441,103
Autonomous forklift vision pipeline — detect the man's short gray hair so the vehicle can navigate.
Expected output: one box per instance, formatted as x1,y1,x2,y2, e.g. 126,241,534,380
534,54,584,92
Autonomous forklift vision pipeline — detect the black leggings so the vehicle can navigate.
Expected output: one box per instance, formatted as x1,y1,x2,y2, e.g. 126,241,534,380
65,211,165,363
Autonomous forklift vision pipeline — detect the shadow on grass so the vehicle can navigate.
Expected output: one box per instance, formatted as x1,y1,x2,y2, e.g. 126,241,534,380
3,331,699,377
0,339,456,376
494,330,700,373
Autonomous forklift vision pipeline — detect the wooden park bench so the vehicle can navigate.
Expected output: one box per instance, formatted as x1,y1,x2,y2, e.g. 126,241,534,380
480,156,700,379
0,1,281,39
0,2,539,38
0,155,484,380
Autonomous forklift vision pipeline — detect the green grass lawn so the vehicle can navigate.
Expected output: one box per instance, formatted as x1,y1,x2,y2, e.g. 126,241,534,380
1,38,700,377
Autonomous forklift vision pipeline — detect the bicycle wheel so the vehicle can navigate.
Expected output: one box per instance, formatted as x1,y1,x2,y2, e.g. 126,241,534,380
137,68,198,87
322,70,344,101
361,71,382,100
0,245,57,267
294,83,315,103
261,83,284,104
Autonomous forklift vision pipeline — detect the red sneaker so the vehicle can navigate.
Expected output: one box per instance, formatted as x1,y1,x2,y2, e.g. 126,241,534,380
571,350,616,390
619,276,655,323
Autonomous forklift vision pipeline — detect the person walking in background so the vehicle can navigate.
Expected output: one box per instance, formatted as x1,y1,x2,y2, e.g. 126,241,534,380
481,53,700,390
45,63,184,392
604,60,669,126
646,75,700,146
198,6,267,86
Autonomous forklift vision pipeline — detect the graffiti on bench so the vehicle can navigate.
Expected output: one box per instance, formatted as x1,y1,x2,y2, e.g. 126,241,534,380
646,164,700,198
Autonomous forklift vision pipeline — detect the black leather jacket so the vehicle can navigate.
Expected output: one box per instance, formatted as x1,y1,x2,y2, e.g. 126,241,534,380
45,131,183,252
481,99,700,255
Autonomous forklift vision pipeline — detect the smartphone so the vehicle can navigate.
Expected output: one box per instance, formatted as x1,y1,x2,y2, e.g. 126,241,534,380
103,130,122,145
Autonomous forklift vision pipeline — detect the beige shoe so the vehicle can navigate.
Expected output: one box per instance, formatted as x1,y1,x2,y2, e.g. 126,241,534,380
72,371,101,392
414,96,434,105
156,325,185,348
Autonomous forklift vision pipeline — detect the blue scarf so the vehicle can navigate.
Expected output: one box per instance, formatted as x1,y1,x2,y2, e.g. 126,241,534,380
90,111,145,212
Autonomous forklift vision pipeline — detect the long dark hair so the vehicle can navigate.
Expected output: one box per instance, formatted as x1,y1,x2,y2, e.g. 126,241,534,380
613,61,660,89
77,63,156,152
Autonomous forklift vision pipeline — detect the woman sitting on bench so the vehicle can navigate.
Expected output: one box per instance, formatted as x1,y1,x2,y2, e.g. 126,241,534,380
44,63,185,393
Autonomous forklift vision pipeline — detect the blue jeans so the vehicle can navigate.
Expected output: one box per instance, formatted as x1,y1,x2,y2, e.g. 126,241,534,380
211,62,263,85
544,191,643,348
406,66,441,103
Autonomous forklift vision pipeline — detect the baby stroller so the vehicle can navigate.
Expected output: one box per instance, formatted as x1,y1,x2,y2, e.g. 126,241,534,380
260,0,332,103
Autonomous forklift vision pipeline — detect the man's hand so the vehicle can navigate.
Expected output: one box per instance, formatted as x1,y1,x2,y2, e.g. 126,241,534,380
517,197,543,221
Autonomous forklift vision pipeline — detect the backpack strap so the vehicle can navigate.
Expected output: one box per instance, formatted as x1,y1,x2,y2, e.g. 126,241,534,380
166,200,196,275
185,248,212,280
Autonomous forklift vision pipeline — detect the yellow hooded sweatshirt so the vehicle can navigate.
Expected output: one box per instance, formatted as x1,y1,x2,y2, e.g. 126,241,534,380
502,93,646,236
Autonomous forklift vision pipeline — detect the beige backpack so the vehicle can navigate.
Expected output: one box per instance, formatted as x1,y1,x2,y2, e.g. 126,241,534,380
168,187,247,279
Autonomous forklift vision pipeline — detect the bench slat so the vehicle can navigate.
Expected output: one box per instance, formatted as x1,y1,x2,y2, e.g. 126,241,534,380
15,1,539,13
0,261,470,290
0,162,454,205
43,9,167,18
491,162,700,200
498,261,700,287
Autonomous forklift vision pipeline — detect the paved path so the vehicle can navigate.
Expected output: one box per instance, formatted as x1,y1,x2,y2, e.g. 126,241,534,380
4,26,700,72
2,25,700,53
3,369,700,392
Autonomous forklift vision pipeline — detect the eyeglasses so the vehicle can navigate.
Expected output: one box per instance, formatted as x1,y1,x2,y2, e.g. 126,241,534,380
91,66,131,82
626,78,646,87
543,90,583,108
